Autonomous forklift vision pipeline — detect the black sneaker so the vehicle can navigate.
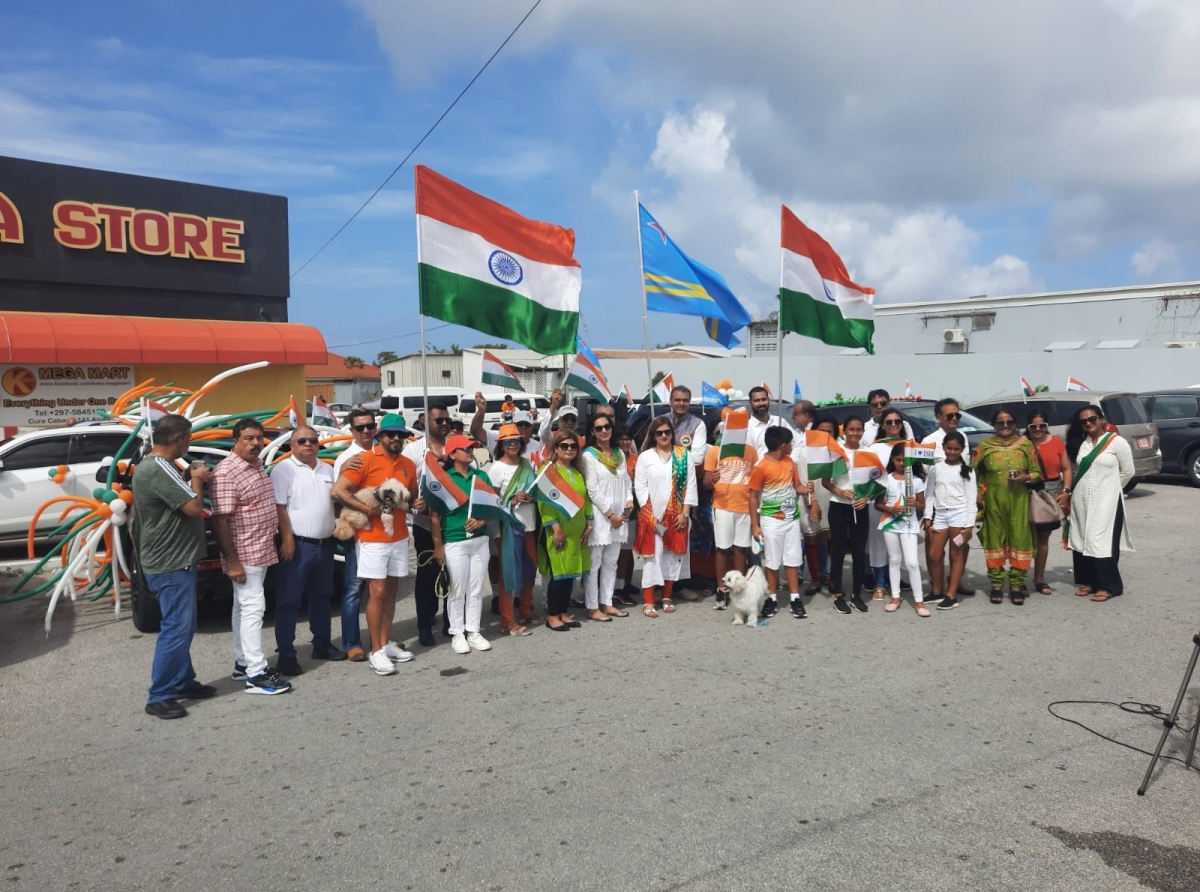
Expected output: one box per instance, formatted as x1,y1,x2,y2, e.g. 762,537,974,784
570,597,586,609
178,681,217,700
312,644,347,661
925,593,946,605
231,663,248,681
145,699,187,720
850,595,870,613
418,630,437,647
832,595,852,615
936,597,959,611
713,590,729,610
790,598,807,619
275,656,304,677
760,598,778,618
900,579,912,592
245,670,292,696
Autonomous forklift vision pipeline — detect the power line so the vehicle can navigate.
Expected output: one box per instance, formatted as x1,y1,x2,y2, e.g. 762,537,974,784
289,0,547,281
329,322,450,350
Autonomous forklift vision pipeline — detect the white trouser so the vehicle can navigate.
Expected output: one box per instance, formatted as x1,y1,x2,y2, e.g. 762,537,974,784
231,565,269,676
585,542,621,609
444,536,489,635
884,532,923,601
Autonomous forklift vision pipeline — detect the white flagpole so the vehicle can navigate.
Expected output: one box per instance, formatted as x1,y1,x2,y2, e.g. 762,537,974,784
776,248,786,427
467,474,476,521
635,191,656,421
416,213,430,431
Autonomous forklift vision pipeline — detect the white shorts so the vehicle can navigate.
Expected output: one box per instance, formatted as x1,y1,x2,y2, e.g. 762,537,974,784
356,539,411,579
713,507,752,550
761,515,803,571
931,507,974,530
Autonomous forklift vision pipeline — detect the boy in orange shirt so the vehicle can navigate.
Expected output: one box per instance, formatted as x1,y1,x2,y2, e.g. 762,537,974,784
702,429,758,611
748,425,819,619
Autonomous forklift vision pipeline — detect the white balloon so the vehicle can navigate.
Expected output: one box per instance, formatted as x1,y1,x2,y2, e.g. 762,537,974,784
110,512,127,527
734,389,745,399
110,499,127,515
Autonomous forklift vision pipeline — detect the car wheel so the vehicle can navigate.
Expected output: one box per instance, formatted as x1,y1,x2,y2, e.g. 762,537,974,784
130,555,162,634
1122,478,1138,494
1186,448,1200,488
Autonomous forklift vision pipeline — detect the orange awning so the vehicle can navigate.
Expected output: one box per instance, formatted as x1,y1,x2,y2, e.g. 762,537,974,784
0,312,326,365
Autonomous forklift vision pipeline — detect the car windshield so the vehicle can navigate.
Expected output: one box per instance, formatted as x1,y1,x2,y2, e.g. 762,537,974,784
903,406,991,437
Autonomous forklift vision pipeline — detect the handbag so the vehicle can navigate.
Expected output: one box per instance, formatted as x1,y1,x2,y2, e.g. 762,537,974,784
1029,444,1063,532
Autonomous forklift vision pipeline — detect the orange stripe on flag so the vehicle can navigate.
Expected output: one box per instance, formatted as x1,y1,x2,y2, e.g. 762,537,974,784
781,206,875,295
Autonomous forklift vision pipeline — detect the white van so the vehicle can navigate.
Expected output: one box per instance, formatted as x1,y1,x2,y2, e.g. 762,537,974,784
455,391,552,429
378,387,465,425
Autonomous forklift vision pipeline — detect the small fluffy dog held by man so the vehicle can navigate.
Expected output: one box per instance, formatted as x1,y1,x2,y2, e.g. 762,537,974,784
723,566,769,626
333,479,410,540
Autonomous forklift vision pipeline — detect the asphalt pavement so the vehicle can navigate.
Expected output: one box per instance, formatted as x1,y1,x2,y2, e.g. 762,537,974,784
1,477,1198,891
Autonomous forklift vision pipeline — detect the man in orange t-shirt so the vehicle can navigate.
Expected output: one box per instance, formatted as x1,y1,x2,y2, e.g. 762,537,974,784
331,413,418,676
702,436,758,610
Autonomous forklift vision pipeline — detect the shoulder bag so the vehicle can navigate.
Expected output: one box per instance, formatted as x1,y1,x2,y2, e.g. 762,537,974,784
1028,443,1063,532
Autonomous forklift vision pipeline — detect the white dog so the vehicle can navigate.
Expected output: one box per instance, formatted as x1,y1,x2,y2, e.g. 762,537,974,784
723,566,770,627
333,479,411,540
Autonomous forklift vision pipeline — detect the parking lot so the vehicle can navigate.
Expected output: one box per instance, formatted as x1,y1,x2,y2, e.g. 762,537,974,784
1,477,1198,892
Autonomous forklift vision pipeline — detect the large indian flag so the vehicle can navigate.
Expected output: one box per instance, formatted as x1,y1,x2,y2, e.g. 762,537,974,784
779,205,876,354
415,166,581,356
804,430,848,480
481,350,524,391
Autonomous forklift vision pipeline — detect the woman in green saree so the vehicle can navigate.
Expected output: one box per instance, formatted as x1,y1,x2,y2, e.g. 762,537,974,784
537,431,594,631
972,408,1041,604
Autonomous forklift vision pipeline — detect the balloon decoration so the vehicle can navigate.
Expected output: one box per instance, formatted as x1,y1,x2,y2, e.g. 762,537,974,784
5,362,355,633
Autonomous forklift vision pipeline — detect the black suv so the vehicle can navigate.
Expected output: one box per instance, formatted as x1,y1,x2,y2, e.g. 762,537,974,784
1139,390,1200,486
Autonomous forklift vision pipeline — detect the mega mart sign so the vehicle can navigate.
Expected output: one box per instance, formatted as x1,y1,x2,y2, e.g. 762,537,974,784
0,364,134,428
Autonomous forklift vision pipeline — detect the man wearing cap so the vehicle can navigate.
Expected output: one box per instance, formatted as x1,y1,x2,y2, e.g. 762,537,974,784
539,401,581,446
403,404,453,646
331,413,418,677
272,425,345,677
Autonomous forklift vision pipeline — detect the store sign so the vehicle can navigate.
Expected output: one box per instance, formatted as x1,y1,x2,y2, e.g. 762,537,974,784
0,364,134,428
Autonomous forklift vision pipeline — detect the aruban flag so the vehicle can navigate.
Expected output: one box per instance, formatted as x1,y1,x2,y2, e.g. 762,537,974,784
779,205,876,353
701,382,727,408
653,373,675,404
804,430,848,480
1021,376,1035,398
481,350,524,391
287,395,303,429
467,475,524,528
312,394,337,424
420,451,468,515
1066,376,1090,392
532,462,584,520
904,441,937,467
850,450,888,500
878,497,906,532
719,409,750,460
565,352,612,403
415,165,580,355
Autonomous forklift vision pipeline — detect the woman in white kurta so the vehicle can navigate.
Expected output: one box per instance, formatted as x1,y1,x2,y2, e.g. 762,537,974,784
582,414,633,621
1067,407,1134,602
866,410,909,599
634,416,697,617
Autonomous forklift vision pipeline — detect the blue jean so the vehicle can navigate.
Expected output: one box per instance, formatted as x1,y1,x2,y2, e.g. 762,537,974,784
341,540,365,651
274,539,334,658
872,565,889,589
147,565,198,705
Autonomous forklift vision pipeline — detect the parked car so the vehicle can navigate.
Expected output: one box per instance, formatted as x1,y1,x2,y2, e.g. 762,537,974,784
0,423,135,540
818,399,993,454
456,392,552,429
966,391,1161,491
328,402,355,424
624,400,751,445
1138,390,1200,487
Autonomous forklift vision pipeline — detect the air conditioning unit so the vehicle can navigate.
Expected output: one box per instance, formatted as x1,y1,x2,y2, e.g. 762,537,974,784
1164,341,1199,349
943,328,966,345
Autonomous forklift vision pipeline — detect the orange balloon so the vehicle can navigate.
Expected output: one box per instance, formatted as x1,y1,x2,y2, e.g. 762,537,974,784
119,490,134,504
96,504,113,519
53,473,66,484
718,379,732,390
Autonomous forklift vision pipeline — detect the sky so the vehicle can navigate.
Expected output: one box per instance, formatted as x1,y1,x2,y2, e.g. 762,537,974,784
3,0,1200,360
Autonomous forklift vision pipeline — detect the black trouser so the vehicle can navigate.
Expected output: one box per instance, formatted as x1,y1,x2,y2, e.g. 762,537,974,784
828,501,870,596
412,525,448,634
546,577,574,615
1072,501,1125,596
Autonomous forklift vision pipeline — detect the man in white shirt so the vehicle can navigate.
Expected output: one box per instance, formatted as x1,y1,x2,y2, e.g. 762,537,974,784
470,392,542,460
402,403,452,646
922,397,975,597
331,408,377,661
862,389,914,445
747,386,797,458
273,425,344,675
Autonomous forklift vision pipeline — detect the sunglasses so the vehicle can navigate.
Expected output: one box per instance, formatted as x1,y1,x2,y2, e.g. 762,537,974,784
882,419,903,426
941,412,962,421
1029,423,1048,431
1080,415,1103,424
500,438,521,447
654,429,673,437
870,400,889,408
995,420,1016,427
294,437,318,446
558,442,579,451
432,417,450,425
593,423,612,432
352,423,377,432
378,431,405,439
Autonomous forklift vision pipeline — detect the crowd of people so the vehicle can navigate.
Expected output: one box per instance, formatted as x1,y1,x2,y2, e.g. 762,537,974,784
134,384,1136,720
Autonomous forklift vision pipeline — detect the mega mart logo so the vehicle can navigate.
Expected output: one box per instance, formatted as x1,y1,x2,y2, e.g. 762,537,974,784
2,366,36,397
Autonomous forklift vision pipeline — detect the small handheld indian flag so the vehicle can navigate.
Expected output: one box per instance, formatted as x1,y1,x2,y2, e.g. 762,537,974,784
287,395,303,429
140,398,168,423
850,450,888,500
533,462,585,519
878,497,906,532
312,394,336,424
652,373,675,404
1020,376,1035,398
904,441,937,467
421,452,468,515
804,430,848,480
467,475,524,528
1066,376,1090,392
565,352,612,403
480,350,524,391
719,409,749,460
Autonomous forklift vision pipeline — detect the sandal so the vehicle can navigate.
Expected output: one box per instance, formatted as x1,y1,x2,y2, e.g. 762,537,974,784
872,587,886,601
661,599,676,613
1011,590,1027,606
1090,590,1120,602
1074,586,1093,598
1034,582,1053,595
989,589,1004,604
642,604,658,618
502,624,532,637
604,607,629,618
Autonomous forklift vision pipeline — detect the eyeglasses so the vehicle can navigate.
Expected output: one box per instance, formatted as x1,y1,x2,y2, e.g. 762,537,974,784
294,438,318,446
352,423,377,432
557,443,579,451
1029,423,1048,431
654,430,673,437
1080,415,1103,424
942,412,962,421
593,423,612,432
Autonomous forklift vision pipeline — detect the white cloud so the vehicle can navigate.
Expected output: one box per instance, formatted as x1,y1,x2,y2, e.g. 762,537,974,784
1131,239,1181,277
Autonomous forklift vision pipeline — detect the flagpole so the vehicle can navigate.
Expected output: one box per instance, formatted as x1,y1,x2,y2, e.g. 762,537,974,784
635,190,656,420
416,212,430,432
776,248,785,426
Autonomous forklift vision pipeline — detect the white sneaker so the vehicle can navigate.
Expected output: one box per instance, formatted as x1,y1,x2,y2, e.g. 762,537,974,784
451,634,471,655
369,649,398,676
384,641,414,663
465,631,492,652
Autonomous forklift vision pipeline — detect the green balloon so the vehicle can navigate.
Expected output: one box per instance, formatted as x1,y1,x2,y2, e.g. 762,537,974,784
101,490,118,503
92,487,107,499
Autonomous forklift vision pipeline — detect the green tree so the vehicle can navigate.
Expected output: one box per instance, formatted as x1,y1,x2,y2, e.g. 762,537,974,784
375,350,399,366
654,340,683,349
472,342,509,350
650,370,667,387
343,355,365,369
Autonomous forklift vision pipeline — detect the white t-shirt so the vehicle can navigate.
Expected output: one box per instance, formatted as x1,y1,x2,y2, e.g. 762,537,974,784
272,454,336,539
924,427,973,463
880,474,925,535
747,414,798,461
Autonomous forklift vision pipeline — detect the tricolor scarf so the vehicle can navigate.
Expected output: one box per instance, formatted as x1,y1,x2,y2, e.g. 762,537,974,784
635,446,689,557
584,446,625,474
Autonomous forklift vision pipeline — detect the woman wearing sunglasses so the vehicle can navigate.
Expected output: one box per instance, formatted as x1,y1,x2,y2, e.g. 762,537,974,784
487,424,539,636
613,425,641,604
581,414,633,621
865,409,909,602
633,416,697,617
1064,405,1135,602
537,431,594,631
1026,410,1072,594
973,409,1040,604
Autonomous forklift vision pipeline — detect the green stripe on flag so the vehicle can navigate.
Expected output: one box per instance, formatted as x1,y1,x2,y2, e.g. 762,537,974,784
807,456,848,481
779,288,875,354
419,264,579,356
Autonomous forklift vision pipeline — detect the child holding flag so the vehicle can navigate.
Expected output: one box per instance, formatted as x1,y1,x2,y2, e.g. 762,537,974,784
875,444,928,616
536,431,594,631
